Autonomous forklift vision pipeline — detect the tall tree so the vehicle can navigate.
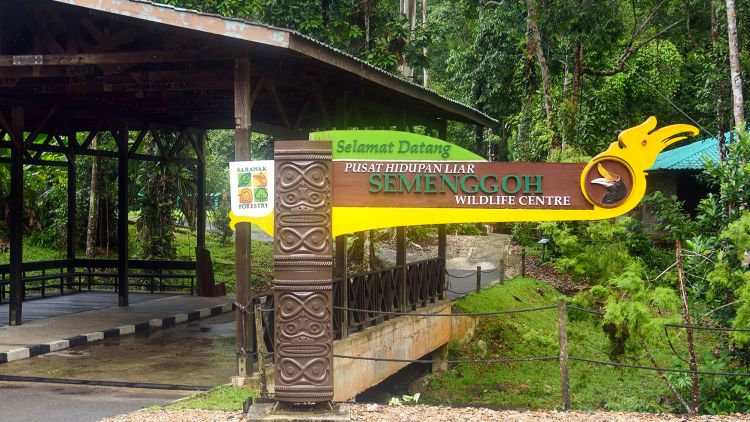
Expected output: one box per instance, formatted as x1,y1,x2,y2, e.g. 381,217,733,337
85,136,99,258
422,0,429,87
726,0,745,127
524,0,556,155
712,0,728,160
399,0,418,80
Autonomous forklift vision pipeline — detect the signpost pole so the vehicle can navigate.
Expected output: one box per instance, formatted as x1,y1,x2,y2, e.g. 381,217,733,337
396,227,407,311
234,56,253,377
335,235,348,339
438,225,446,299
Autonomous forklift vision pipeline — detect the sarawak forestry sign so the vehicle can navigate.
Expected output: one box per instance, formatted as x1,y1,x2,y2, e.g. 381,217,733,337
230,117,698,236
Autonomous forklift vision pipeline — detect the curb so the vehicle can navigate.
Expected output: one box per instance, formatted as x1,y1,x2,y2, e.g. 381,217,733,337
0,302,233,365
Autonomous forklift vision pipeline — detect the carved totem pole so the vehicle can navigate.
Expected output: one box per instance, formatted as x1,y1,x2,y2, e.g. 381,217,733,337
273,141,334,403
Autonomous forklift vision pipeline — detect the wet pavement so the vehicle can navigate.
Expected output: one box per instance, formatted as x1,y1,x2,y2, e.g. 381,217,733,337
0,381,192,422
0,312,236,387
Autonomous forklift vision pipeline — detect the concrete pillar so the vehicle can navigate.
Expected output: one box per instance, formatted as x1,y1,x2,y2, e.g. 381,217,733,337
431,344,449,373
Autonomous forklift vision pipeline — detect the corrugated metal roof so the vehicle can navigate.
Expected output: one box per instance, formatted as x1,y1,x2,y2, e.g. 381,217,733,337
52,0,497,127
650,132,729,171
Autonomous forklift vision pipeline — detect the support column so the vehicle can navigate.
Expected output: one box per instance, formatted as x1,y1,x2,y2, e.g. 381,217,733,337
438,119,448,142
196,131,206,253
234,57,253,377
117,125,129,307
335,235,348,339
9,107,23,326
67,132,77,288
274,141,334,404
396,226,407,311
438,224,447,299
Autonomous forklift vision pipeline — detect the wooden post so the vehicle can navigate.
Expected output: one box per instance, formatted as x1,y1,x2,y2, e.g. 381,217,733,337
117,124,129,307
396,226,407,311
521,246,526,277
67,131,77,289
499,246,506,283
234,57,253,377
335,234,348,339
9,106,23,326
438,224,446,299
558,299,570,410
196,131,206,253
254,304,268,398
273,141,334,403
476,265,481,293
438,119,448,142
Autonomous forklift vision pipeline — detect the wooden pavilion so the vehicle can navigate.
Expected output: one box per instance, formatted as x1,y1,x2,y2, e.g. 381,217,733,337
0,0,496,374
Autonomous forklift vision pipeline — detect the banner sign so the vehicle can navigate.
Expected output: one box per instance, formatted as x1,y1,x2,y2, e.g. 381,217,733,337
230,117,698,236
229,160,274,229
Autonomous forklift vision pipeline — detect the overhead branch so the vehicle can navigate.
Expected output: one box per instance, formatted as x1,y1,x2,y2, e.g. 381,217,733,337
582,17,686,77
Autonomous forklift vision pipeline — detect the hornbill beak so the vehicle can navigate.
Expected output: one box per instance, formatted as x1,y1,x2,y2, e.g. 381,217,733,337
591,178,613,187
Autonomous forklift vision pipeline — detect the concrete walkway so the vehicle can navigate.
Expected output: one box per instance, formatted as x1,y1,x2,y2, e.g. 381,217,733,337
445,234,511,298
0,291,172,326
0,293,233,360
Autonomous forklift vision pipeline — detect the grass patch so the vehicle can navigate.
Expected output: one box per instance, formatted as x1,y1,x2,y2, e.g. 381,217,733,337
425,277,722,412
0,242,65,264
165,385,256,411
174,228,273,293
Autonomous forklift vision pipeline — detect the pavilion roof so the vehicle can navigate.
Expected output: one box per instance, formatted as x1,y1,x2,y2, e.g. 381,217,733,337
13,0,498,133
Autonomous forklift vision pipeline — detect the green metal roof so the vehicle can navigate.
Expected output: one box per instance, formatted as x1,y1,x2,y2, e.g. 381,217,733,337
650,132,730,171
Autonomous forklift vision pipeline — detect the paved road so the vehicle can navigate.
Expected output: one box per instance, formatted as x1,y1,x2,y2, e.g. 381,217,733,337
0,381,191,422
0,313,236,421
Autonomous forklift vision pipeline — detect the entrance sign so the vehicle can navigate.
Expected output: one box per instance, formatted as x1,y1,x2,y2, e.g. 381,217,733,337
225,117,697,406
230,116,698,236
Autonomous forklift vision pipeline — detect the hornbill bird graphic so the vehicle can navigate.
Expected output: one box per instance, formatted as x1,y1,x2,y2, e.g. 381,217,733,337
591,163,627,204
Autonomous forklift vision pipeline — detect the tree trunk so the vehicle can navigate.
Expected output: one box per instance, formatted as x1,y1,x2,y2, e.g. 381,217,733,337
525,0,557,155
422,0,429,88
399,0,417,80
362,230,371,270
368,230,377,269
676,240,699,415
85,136,99,258
363,0,371,49
713,0,727,161
726,0,745,127
572,37,583,113
517,24,538,161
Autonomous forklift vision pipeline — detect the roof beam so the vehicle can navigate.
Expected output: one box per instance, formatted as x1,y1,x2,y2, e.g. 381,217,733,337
52,0,290,48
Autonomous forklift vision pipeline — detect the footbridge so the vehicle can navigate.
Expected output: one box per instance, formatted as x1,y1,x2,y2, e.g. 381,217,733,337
240,255,481,401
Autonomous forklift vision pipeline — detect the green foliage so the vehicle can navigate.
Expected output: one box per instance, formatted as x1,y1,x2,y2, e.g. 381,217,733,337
447,223,484,236
644,192,697,242
538,219,644,284
407,225,434,243
136,162,177,260
702,129,750,227
209,196,233,246
427,278,703,411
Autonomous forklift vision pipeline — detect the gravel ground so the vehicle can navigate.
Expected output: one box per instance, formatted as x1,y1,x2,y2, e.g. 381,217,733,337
100,405,750,421
350,405,750,421
101,409,244,422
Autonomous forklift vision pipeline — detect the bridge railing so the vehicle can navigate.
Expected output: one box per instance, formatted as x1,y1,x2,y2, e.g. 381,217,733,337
334,257,445,340
242,257,446,366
